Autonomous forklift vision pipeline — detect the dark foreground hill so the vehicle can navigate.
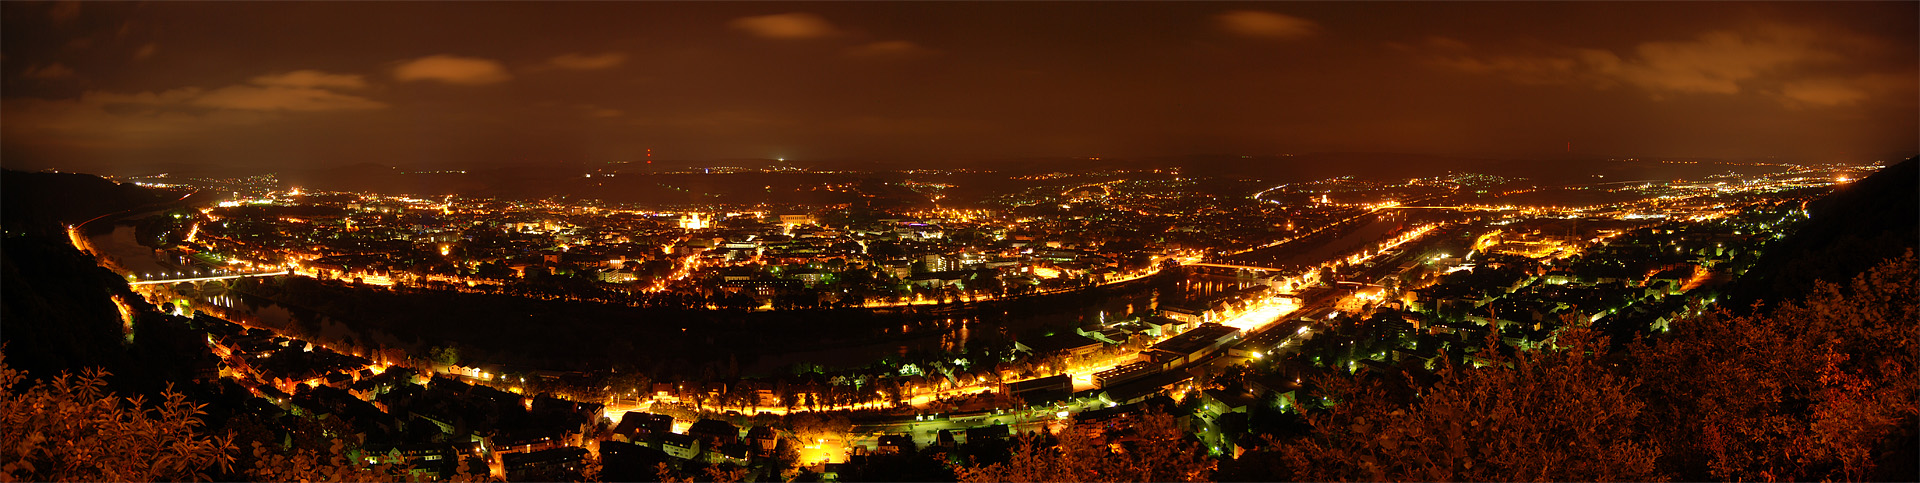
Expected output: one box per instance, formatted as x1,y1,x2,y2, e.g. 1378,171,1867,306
1,170,205,393
1727,156,1918,312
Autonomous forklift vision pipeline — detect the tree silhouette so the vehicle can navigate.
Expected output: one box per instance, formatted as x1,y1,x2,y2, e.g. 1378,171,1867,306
957,408,1214,482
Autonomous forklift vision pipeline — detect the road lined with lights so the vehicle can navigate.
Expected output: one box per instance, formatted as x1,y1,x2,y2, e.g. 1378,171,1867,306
80,164,1878,469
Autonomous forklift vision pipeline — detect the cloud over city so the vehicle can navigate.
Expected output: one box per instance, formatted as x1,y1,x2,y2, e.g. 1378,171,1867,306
393,54,513,85
1217,10,1318,40
2,69,387,158
547,52,627,71
729,12,842,40
250,70,369,90
81,70,385,112
0,2,1909,169
23,63,77,80
1417,23,1911,107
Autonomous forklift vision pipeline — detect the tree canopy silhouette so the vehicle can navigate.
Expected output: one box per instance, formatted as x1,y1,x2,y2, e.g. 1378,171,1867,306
957,408,1215,482
1271,321,1662,482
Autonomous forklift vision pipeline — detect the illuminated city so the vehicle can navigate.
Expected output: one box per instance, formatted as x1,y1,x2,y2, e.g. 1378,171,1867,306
3,2,1915,482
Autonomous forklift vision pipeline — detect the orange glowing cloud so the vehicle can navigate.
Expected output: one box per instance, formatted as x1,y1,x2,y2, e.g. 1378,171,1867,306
730,12,842,40
548,52,627,71
393,54,512,85
1418,23,1907,108
1217,10,1318,40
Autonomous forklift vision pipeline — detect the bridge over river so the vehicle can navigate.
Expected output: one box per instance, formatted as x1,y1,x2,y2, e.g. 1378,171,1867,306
127,269,289,286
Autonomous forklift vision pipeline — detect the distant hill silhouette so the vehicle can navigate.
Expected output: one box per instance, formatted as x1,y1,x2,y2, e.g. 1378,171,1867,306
1726,156,1918,312
1,170,207,394
1,169,176,237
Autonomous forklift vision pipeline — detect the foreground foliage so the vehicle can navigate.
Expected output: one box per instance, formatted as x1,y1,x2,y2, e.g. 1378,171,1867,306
0,352,500,482
3,253,1911,482
0,352,235,482
1267,252,1917,482
1635,250,1917,481
1272,324,1662,481
957,409,1216,482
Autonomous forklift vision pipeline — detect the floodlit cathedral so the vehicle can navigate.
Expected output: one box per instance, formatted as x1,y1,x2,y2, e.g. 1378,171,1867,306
678,213,708,230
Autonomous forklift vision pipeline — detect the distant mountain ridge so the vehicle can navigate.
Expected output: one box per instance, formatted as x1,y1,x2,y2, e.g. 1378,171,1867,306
1,169,176,237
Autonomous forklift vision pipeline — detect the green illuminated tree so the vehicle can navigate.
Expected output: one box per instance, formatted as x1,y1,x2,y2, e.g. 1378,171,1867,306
429,345,461,368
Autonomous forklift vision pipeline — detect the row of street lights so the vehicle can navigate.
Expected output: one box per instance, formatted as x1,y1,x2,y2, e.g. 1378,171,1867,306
128,267,274,281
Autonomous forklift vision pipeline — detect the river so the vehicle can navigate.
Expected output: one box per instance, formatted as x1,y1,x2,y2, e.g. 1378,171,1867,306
1280,214,1404,266
85,208,1260,377
1233,210,1450,269
88,225,176,277
735,276,1224,376
742,273,1264,376
85,217,371,355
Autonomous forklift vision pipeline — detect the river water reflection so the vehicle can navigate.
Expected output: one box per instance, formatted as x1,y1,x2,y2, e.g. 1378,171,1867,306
88,211,1310,377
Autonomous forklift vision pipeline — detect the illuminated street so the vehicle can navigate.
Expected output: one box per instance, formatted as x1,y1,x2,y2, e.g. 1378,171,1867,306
4,2,1911,481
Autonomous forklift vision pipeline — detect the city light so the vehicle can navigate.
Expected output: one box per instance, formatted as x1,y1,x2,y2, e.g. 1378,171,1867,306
29,59,1891,482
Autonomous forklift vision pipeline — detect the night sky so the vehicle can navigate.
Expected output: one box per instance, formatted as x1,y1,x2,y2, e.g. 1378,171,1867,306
3,2,1914,175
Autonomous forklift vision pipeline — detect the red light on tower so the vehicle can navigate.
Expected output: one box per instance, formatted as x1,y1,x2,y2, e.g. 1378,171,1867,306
647,148,652,164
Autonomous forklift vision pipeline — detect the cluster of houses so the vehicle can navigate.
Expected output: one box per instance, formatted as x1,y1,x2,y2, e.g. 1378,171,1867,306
198,193,1164,305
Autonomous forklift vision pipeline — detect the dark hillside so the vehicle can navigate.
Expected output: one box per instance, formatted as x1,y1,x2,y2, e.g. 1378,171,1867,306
1,169,175,237
1726,156,1919,312
1,171,205,392
2,235,139,385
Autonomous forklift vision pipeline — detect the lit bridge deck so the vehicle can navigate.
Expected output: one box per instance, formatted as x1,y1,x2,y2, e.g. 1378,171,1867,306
128,270,289,286
1185,263,1291,272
